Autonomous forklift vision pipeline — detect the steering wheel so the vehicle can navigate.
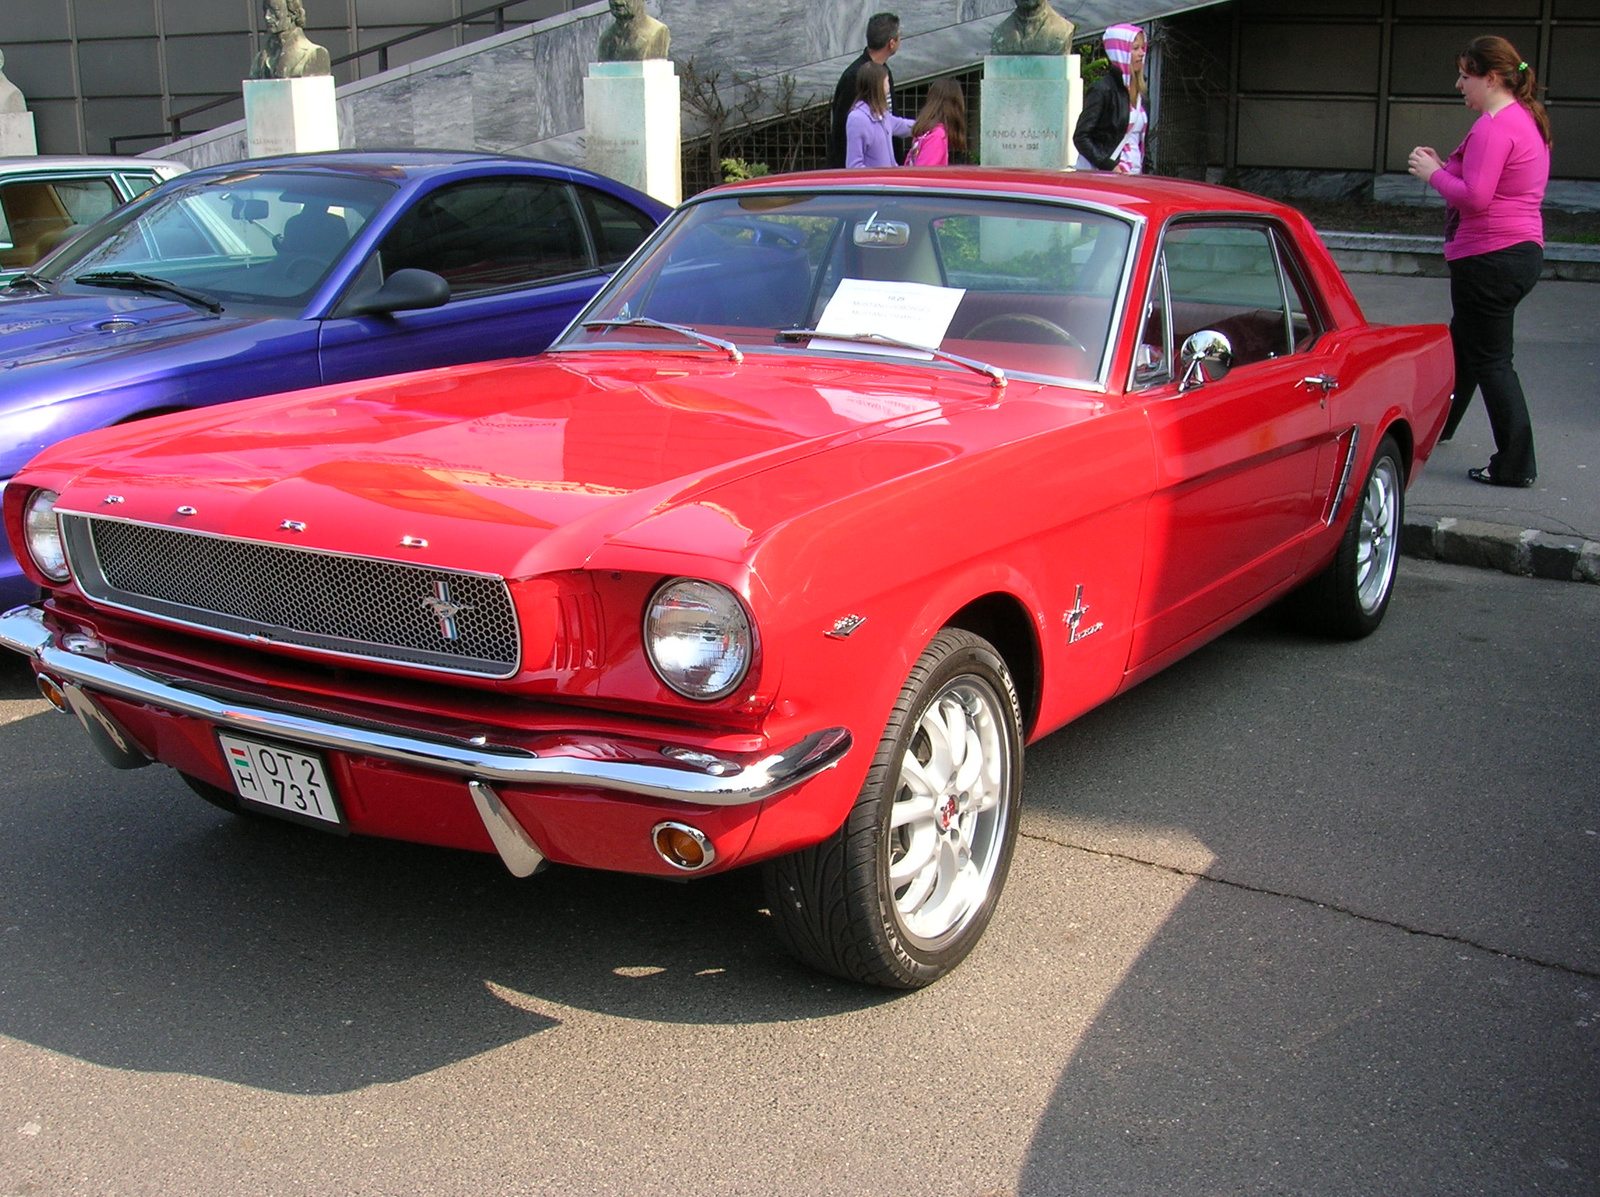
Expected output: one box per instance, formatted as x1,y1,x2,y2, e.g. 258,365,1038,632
280,255,327,287
964,313,1087,352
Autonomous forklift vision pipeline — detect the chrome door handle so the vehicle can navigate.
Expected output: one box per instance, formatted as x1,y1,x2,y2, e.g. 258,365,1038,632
1301,374,1339,394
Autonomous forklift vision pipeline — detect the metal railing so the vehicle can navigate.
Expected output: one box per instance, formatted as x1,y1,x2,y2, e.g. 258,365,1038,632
110,0,552,155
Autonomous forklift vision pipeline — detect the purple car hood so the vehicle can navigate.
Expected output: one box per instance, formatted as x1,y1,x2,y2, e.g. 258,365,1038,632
0,291,265,380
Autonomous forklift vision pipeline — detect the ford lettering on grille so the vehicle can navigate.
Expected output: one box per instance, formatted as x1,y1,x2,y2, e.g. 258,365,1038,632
61,515,520,678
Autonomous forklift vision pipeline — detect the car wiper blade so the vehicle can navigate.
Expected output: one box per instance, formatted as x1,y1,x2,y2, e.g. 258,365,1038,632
580,316,743,363
777,328,1007,389
74,270,223,314
3,272,54,294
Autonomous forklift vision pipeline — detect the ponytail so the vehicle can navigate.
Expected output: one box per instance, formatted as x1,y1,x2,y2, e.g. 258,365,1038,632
1459,35,1552,147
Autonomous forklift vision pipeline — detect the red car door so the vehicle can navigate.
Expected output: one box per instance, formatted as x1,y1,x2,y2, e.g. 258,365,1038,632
1127,221,1336,670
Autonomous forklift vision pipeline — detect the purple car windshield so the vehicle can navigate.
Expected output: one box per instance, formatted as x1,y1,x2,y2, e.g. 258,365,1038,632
558,191,1134,385
38,171,396,314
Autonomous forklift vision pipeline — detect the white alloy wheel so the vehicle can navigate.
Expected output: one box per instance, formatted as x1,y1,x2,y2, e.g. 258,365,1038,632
763,629,1023,988
888,676,1010,945
1291,432,1406,640
1355,451,1401,616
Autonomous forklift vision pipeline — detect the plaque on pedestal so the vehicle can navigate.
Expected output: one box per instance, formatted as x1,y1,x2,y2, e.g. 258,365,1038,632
0,112,36,156
979,55,1081,171
243,76,338,158
583,60,681,208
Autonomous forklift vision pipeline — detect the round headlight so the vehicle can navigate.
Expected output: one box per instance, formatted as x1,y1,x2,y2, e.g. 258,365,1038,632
23,488,69,582
644,578,753,700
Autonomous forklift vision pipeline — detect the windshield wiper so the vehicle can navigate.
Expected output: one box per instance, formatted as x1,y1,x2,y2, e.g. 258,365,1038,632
580,316,743,363
777,328,1007,389
3,272,54,294
74,270,223,314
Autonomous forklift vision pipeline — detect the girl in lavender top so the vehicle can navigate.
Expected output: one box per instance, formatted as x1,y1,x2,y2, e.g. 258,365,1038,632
846,63,913,169
1408,35,1551,487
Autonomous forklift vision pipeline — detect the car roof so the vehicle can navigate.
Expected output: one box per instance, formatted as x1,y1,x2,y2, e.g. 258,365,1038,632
179,150,613,187
707,167,1303,225
0,156,185,175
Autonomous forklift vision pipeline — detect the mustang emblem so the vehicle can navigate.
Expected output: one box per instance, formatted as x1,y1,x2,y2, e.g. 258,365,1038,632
421,581,475,641
1064,585,1104,645
825,614,867,640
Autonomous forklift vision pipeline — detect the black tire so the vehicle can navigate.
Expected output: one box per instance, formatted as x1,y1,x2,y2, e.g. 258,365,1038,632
762,629,1024,988
1296,433,1404,640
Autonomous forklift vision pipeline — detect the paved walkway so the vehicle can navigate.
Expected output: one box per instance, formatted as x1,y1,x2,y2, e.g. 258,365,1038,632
1344,272,1600,583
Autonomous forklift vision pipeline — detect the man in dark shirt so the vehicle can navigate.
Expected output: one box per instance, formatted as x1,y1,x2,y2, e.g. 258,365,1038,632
827,12,901,169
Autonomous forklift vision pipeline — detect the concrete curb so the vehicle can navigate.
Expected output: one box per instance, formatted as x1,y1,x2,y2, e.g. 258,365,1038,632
1319,232,1600,281
1402,515,1600,584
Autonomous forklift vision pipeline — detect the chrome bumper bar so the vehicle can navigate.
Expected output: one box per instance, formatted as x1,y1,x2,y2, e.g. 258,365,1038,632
0,605,851,808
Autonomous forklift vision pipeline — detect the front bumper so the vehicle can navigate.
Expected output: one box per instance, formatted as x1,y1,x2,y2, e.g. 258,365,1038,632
1,603,851,809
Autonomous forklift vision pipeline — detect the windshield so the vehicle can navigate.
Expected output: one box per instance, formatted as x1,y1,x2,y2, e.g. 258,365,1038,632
557,191,1134,384
36,170,396,313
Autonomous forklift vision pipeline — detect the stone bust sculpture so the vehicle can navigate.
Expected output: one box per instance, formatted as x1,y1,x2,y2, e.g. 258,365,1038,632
597,0,670,62
250,0,332,79
0,50,28,114
991,0,1075,56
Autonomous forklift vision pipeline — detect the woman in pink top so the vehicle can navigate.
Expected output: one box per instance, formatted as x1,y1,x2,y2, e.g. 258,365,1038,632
1408,35,1551,487
906,78,967,166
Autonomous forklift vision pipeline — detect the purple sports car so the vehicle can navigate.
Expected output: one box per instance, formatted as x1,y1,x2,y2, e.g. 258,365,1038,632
0,150,669,606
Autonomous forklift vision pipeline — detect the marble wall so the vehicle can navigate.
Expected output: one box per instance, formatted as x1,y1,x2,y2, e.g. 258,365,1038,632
153,0,1174,170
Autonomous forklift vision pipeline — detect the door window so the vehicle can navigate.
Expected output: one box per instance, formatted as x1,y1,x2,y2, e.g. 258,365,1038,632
375,178,594,296
1132,221,1324,390
0,177,122,269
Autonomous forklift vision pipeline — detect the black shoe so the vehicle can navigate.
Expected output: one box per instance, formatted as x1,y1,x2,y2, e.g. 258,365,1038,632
1467,466,1535,488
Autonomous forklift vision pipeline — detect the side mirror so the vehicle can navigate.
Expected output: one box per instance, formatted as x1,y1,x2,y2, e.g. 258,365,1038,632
341,268,451,317
1179,329,1233,391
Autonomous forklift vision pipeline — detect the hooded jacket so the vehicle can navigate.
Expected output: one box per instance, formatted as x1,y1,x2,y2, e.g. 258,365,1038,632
1073,24,1143,171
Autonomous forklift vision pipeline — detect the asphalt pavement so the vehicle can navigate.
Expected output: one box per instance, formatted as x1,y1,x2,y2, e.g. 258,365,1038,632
1345,272,1600,583
0,558,1595,1195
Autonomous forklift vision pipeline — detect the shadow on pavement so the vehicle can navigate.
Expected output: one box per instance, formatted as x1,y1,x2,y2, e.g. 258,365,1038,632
0,683,888,1095
1011,564,1600,1194
1013,875,1596,1195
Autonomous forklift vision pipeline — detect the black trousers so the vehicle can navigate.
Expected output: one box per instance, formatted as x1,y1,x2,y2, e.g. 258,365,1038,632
1445,240,1542,482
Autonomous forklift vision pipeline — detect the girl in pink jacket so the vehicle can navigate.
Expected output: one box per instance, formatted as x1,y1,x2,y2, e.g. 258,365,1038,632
906,79,968,167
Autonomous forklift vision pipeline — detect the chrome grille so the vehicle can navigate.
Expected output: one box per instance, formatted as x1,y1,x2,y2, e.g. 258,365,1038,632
62,515,520,678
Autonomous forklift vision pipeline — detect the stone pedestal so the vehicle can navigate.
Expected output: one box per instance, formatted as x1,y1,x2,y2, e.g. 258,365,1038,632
0,112,37,156
243,76,339,158
979,54,1081,170
583,60,680,208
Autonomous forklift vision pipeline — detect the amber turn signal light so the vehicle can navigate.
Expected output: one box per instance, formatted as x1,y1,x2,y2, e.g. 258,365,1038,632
35,674,68,712
651,822,715,872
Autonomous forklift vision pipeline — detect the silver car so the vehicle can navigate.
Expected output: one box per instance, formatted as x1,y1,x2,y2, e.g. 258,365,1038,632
0,155,187,283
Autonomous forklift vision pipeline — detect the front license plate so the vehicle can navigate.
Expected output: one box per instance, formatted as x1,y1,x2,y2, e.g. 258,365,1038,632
217,733,343,827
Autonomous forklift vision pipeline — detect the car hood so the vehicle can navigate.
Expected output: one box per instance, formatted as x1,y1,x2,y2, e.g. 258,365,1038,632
0,290,264,376
38,352,976,579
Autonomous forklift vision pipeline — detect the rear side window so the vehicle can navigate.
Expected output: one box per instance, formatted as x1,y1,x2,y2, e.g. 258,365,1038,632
118,172,165,200
376,177,594,295
577,184,657,266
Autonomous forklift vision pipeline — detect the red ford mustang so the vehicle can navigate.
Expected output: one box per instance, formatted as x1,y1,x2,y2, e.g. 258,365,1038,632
1,170,1452,988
